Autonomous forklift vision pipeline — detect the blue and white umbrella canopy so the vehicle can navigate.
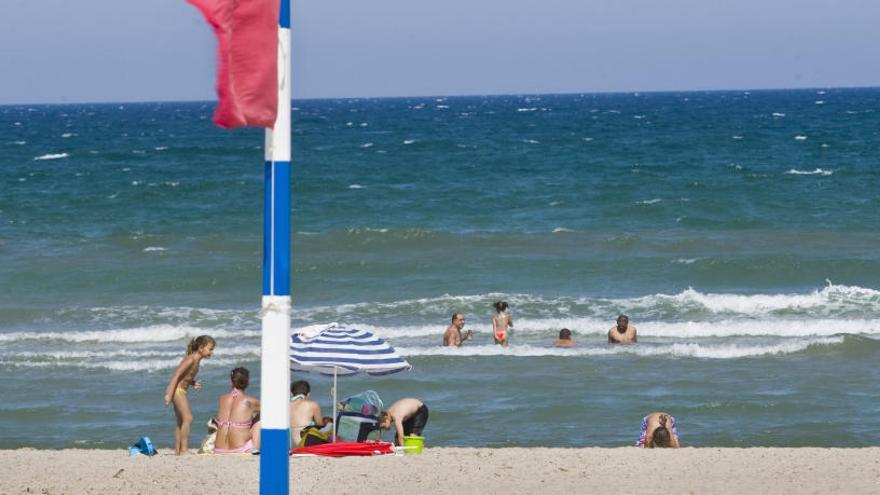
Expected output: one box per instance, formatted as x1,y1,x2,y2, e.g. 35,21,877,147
290,324,412,376
290,324,411,441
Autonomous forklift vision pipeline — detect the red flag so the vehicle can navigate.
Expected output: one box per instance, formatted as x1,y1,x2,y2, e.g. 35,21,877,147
187,0,281,128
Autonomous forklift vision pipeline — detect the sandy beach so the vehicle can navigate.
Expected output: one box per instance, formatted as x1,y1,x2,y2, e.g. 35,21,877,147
1,447,878,494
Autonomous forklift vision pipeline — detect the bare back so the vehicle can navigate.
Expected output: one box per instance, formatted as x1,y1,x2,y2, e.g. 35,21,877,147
643,411,680,448
387,398,423,423
290,398,322,445
214,390,259,450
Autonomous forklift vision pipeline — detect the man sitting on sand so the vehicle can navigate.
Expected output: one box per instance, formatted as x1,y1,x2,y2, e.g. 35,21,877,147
636,412,680,448
443,313,473,346
608,314,637,344
553,328,575,347
289,380,331,446
378,398,429,446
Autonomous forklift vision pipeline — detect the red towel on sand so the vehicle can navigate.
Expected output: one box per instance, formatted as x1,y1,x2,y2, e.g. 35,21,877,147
187,0,280,128
292,442,395,457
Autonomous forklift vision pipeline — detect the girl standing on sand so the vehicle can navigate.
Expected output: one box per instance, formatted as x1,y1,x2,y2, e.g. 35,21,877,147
164,335,216,455
492,301,512,347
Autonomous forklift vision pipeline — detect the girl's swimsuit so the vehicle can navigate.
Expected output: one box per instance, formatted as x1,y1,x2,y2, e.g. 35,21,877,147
636,415,678,447
494,312,509,340
214,388,255,454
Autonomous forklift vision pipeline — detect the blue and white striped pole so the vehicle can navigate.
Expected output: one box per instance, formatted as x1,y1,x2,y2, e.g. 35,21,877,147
260,0,291,493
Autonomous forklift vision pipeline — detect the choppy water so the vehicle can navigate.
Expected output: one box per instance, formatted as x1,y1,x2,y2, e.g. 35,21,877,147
1,89,879,449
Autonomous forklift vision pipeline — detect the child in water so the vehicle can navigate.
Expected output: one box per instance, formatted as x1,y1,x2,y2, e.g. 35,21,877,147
164,335,215,455
492,301,512,347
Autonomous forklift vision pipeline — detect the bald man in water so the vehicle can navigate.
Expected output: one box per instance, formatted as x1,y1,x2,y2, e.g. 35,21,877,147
608,314,637,344
443,313,473,346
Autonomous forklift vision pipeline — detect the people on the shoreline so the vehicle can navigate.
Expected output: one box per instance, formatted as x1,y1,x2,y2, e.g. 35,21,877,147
164,335,215,455
636,412,680,448
443,313,473,346
213,367,261,454
379,398,429,446
608,314,637,344
492,301,513,347
289,380,331,446
553,328,575,347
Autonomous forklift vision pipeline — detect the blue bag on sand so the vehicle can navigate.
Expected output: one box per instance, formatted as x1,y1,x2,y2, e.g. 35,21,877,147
128,436,156,456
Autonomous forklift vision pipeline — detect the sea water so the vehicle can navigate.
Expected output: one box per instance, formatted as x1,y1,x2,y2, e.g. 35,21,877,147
1,89,879,449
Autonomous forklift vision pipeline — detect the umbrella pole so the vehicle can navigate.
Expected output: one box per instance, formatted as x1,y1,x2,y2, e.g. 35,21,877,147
332,367,338,442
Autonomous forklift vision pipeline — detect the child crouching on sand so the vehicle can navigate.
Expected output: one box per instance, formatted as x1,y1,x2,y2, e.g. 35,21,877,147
164,335,216,455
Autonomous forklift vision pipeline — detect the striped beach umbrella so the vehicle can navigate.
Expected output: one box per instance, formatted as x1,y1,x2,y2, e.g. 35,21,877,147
290,324,412,440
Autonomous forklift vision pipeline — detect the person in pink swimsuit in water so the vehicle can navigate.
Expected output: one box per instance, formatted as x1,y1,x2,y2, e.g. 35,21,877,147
213,367,261,454
492,301,513,347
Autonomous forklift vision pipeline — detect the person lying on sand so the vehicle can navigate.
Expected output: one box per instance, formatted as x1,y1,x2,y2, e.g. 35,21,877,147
443,313,473,346
636,412,680,448
608,314,637,344
290,380,331,446
553,328,575,347
213,367,261,454
379,398,429,446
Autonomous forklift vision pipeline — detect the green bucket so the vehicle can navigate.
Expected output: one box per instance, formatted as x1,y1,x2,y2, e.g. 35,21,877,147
402,435,424,454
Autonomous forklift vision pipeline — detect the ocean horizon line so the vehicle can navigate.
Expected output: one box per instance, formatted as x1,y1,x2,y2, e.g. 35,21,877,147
2,83,879,108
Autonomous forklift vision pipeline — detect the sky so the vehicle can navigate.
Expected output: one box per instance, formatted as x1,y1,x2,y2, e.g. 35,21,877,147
1,0,878,104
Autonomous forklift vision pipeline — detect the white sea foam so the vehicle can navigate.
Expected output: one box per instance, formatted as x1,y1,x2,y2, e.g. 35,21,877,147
34,153,68,160
636,198,662,205
436,105,449,109
394,337,843,359
348,184,365,189
294,283,879,319
795,135,808,140
772,112,786,117
61,132,75,138
0,325,260,344
523,139,540,144
154,146,168,151
0,356,247,373
673,258,699,264
14,140,26,145
815,100,825,105
732,135,744,140
143,246,166,252
552,227,574,233
517,108,537,112
403,139,415,144
360,143,374,148
350,318,879,340
786,168,833,176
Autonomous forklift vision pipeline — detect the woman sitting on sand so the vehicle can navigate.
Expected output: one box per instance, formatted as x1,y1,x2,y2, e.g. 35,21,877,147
213,367,261,454
636,412,680,448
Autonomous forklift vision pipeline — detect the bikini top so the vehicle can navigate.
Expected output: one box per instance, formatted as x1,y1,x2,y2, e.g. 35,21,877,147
217,388,253,429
